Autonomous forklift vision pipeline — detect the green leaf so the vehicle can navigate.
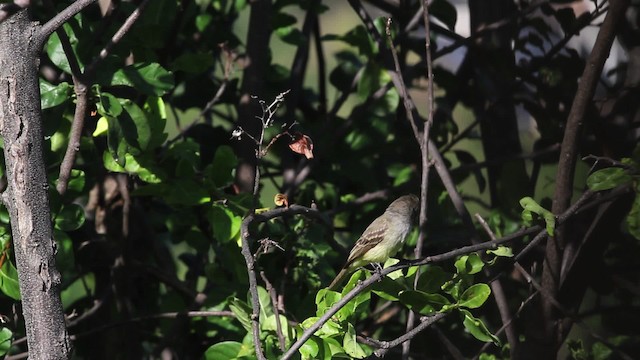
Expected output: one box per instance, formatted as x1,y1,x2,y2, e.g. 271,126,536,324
339,25,376,57
93,117,109,137
315,288,341,316
486,246,513,258
105,115,128,165
123,154,164,183
587,167,632,191
65,169,86,194
111,63,175,96
209,146,238,187
195,13,213,32
54,204,85,231
0,327,12,356
143,96,168,149
61,273,95,308
121,99,152,151
398,290,450,315
0,259,21,300
45,23,83,74
170,52,214,74
337,273,370,321
299,336,320,359
371,275,407,301
454,253,484,275
416,265,451,293
458,283,491,309
54,229,75,274
357,62,389,100
103,150,125,172
460,309,500,345
204,341,253,360
229,297,253,334
592,342,613,360
40,81,72,109
627,188,640,240
210,204,242,243
519,197,556,235
96,92,123,118
343,323,368,358
257,286,273,320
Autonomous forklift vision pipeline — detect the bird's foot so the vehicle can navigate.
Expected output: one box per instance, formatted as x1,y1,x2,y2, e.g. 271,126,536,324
373,262,383,281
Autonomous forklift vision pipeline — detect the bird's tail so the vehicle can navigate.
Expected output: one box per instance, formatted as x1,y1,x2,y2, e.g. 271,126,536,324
328,267,351,290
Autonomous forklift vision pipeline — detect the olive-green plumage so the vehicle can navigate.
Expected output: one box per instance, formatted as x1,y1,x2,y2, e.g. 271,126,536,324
328,194,419,290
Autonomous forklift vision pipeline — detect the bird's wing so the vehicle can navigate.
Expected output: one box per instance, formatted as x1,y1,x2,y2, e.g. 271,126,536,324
345,215,388,266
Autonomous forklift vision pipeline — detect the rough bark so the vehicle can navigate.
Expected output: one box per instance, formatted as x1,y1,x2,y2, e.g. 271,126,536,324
0,10,71,359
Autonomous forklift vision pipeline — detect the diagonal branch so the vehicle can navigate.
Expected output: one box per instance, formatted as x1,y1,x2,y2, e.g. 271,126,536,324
38,0,97,47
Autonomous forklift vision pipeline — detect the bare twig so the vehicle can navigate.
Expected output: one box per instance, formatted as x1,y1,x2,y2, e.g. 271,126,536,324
260,271,286,351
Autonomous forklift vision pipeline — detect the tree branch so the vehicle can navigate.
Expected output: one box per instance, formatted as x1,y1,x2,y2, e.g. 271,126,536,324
38,0,97,48
544,0,629,348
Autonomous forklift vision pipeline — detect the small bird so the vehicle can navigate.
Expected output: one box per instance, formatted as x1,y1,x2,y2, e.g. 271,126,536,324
328,194,420,290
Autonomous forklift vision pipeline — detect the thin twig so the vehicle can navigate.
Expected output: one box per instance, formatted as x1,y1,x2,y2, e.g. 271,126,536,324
85,0,150,75
260,271,286,351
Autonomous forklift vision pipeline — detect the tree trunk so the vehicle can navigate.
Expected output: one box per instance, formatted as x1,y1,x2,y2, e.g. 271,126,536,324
0,10,71,359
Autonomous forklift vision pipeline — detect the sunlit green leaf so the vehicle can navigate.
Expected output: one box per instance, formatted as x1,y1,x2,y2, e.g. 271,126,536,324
343,323,368,358
587,167,632,191
487,246,513,258
455,253,484,275
460,309,500,345
458,283,491,309
204,341,253,360
0,327,12,356
111,63,175,96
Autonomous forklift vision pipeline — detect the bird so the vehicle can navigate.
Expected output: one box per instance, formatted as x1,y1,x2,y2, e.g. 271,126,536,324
328,194,419,290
